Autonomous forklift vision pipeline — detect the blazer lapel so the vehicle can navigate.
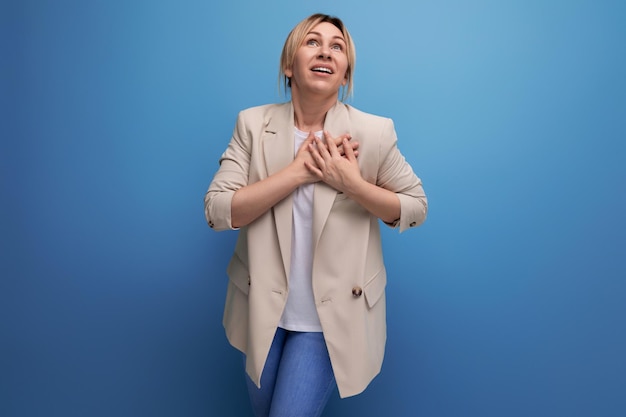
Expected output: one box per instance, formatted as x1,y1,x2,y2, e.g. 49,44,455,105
263,103,295,280
312,102,352,249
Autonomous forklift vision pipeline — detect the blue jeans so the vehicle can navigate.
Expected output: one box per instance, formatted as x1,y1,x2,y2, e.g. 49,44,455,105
245,328,336,417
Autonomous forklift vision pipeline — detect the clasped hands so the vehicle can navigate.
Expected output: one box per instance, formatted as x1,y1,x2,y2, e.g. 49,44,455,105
295,131,362,194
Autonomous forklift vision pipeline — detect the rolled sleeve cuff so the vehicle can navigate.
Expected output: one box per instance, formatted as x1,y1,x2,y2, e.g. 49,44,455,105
395,193,427,233
205,191,239,231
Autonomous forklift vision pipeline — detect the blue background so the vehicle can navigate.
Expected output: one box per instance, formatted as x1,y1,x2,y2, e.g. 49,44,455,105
2,1,625,416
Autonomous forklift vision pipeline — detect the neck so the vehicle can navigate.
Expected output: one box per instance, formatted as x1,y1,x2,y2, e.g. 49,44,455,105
291,89,338,132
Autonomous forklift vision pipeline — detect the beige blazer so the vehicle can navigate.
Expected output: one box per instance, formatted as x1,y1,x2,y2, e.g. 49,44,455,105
205,101,427,398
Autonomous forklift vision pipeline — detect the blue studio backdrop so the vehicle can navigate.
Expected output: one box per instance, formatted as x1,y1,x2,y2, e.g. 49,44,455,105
2,1,625,416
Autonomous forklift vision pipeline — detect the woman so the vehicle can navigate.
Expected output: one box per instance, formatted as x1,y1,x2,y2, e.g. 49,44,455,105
205,13,427,417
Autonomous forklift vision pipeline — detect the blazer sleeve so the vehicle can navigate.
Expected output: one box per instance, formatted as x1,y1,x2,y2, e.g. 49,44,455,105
204,111,251,231
376,118,428,232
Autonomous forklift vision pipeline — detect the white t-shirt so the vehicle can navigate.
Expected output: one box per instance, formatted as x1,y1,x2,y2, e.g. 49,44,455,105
278,127,323,332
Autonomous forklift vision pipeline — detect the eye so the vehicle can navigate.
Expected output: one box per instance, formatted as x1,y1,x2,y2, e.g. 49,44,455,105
306,39,319,47
331,44,343,51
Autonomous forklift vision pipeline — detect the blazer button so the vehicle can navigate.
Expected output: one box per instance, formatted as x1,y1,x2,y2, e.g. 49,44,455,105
409,221,416,227
352,286,363,297
208,221,214,228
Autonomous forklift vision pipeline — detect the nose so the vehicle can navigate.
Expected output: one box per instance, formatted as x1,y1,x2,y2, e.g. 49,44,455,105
318,44,331,59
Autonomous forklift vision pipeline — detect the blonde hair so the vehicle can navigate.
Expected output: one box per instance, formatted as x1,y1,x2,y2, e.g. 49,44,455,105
279,14,356,101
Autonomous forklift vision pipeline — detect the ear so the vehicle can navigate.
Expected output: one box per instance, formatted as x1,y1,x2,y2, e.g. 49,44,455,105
341,73,348,86
284,66,293,78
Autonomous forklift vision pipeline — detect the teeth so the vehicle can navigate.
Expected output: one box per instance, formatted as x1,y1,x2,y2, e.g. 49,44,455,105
312,67,332,74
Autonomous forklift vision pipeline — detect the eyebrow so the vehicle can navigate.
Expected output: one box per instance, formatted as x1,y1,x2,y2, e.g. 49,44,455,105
307,31,346,42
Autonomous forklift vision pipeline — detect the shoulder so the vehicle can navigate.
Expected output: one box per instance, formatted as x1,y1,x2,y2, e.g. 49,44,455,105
344,104,390,123
232,103,291,134
238,102,290,121
339,104,395,140
341,104,394,133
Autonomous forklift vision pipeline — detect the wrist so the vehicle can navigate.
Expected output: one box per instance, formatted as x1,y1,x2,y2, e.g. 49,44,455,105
343,176,368,198
283,162,310,188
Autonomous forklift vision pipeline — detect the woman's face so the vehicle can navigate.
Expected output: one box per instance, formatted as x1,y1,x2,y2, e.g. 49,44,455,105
285,22,349,98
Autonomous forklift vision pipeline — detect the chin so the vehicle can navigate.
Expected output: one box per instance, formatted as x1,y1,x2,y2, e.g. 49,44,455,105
308,83,341,96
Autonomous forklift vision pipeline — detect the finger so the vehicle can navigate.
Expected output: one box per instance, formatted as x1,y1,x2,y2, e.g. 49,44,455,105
338,139,359,157
324,131,340,156
308,143,326,166
297,132,317,154
338,134,355,156
342,138,356,161
332,133,351,147
304,159,323,178
315,136,331,159
304,131,318,147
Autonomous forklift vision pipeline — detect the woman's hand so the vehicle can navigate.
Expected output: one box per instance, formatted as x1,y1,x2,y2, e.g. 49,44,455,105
305,131,363,193
306,130,401,224
230,131,358,228
291,132,320,184
294,131,359,185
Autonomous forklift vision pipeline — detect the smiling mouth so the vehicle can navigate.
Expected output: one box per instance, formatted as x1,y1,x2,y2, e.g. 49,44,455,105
311,67,333,74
